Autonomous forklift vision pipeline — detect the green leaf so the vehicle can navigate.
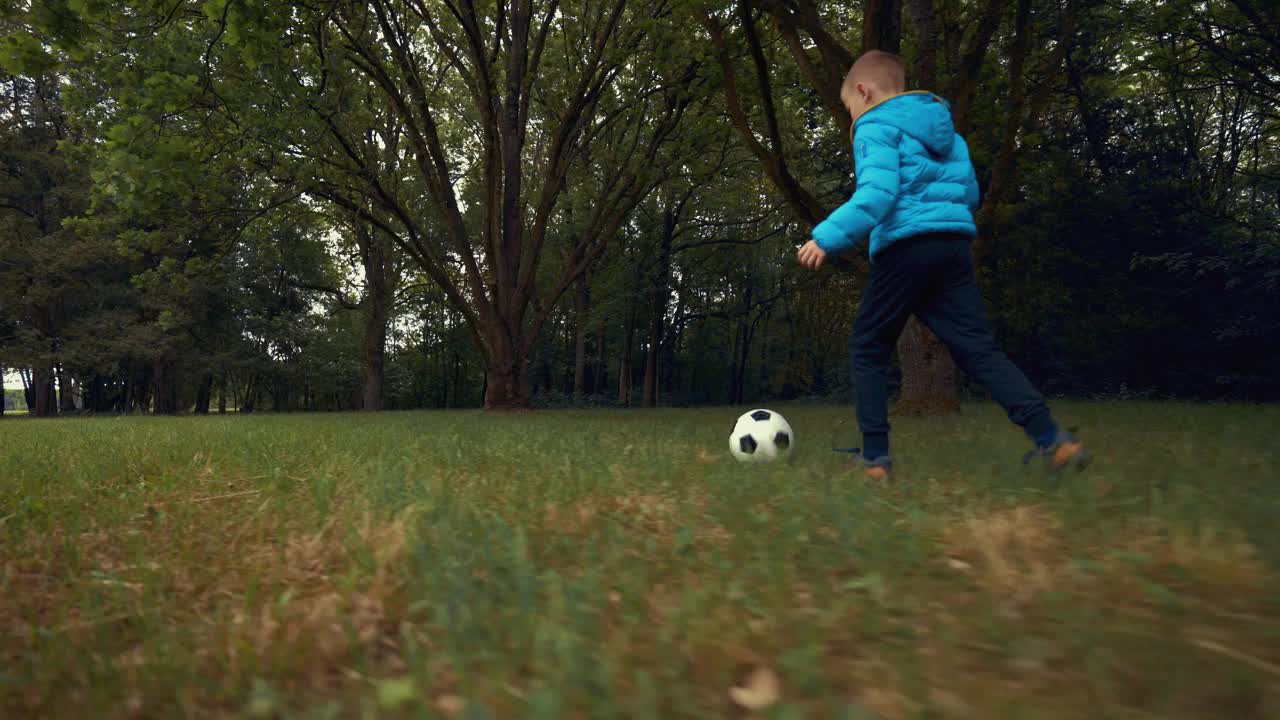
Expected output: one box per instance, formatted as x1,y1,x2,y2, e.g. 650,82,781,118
0,31,59,75
375,676,416,710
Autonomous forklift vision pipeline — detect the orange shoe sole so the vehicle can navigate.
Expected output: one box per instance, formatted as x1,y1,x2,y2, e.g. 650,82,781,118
1051,442,1090,472
864,466,892,482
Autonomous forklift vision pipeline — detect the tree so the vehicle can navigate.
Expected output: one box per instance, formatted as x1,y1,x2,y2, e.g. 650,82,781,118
0,66,88,417
253,0,697,409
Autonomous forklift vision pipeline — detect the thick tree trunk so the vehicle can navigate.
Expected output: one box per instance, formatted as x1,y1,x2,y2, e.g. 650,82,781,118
906,0,939,89
361,298,388,411
866,0,960,416
359,232,390,412
573,275,590,404
894,317,960,416
194,372,214,415
481,323,532,410
152,358,179,415
218,373,227,414
862,0,903,54
32,365,56,417
482,359,530,410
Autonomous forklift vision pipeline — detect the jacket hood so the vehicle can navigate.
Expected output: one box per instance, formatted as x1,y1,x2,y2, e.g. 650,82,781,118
855,92,956,157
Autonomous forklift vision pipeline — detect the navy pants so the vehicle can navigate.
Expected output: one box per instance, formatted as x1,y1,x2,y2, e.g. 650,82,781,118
849,233,1056,459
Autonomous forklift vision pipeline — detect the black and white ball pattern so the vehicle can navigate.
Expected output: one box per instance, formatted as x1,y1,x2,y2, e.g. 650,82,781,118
729,408,795,462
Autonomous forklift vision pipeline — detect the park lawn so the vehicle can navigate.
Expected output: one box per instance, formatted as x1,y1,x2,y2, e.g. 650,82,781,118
1,402,1279,719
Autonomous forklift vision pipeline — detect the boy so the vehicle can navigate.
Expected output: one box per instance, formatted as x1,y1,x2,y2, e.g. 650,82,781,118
795,50,1089,481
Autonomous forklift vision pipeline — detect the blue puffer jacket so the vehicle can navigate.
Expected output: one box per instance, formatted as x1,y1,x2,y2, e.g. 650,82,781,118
812,92,979,260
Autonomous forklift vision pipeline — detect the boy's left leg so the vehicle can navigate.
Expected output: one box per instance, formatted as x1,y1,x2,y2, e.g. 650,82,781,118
916,242,1088,470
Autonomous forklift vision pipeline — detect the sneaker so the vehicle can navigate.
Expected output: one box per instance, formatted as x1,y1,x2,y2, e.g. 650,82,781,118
1023,430,1091,473
834,448,893,481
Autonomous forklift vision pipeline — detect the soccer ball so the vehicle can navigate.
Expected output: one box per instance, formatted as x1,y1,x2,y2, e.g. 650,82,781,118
729,408,795,463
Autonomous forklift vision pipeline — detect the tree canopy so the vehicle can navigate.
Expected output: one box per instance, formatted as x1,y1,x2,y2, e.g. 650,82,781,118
1,0,1276,416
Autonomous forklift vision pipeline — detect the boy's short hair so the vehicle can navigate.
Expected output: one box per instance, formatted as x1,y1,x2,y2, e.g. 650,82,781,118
842,50,906,98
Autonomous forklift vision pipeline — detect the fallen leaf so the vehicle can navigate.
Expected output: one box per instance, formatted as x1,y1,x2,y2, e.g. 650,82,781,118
729,666,782,710
435,694,467,717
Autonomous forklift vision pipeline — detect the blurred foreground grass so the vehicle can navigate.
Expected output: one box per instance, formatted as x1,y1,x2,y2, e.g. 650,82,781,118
2,402,1278,718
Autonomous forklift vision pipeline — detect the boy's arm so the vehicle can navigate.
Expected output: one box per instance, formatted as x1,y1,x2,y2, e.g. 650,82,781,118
811,123,902,256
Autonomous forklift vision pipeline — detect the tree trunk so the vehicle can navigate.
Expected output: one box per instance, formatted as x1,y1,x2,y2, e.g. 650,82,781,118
273,376,291,412
83,375,101,413
480,322,532,410
56,364,76,413
642,207,677,408
361,293,388,411
906,0,939,89
152,358,179,415
20,367,34,411
974,0,1032,245
862,0,903,54
119,368,131,413
894,317,960,415
194,372,214,415
950,0,1009,135
32,365,56,417
729,315,743,404
356,221,392,412
735,318,752,404
594,316,607,395
619,307,635,407
0,365,5,418
136,370,154,414
218,373,228,414
941,0,961,75
642,320,661,407
482,358,530,410
573,275,590,404
642,296,661,405
866,0,960,416
240,374,256,414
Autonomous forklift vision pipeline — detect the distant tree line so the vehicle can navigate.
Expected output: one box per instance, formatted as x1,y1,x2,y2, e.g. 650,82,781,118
1,0,1276,417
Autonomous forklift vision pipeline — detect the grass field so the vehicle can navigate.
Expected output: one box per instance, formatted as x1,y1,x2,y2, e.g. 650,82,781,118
2,402,1279,719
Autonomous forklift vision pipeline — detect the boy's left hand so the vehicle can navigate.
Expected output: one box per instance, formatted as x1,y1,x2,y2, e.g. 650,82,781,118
797,239,827,271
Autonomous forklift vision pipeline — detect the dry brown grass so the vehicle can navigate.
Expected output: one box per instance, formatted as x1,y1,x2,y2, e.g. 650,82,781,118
220,513,413,684
541,490,732,547
2,502,420,716
941,504,1272,611
942,505,1065,603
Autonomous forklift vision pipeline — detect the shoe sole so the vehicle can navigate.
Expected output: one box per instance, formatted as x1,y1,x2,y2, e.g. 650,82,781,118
1051,445,1091,473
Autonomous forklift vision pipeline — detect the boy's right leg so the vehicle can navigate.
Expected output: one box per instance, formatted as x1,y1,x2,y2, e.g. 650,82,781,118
847,243,925,469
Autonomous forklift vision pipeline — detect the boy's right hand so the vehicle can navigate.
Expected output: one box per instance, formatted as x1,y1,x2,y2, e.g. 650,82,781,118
797,240,827,271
